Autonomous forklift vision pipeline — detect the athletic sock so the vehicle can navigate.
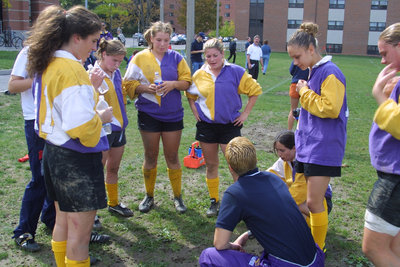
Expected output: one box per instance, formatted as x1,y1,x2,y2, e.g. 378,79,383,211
65,256,90,267
167,168,182,197
206,177,219,202
105,182,118,207
51,239,66,267
310,199,329,250
143,166,157,197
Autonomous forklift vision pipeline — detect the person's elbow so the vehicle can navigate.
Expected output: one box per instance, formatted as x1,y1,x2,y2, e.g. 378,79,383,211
213,239,229,250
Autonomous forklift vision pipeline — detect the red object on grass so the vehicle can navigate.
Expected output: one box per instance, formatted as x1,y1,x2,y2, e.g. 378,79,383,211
183,141,205,169
18,150,43,162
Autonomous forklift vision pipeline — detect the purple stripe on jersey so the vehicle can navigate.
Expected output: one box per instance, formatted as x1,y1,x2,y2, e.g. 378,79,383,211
111,69,129,131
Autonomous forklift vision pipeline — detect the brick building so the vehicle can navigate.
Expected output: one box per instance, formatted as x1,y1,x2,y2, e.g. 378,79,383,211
1,0,59,33
164,0,400,56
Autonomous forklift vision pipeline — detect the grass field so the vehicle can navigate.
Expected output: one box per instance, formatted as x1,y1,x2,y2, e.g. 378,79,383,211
0,49,381,266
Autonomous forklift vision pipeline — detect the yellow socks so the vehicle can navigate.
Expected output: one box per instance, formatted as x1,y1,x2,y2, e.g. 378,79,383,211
65,257,90,266
51,239,66,267
143,166,157,197
206,177,219,202
310,199,329,250
168,168,182,197
105,183,118,207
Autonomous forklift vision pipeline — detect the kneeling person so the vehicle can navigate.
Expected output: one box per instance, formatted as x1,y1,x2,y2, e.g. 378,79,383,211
199,136,324,267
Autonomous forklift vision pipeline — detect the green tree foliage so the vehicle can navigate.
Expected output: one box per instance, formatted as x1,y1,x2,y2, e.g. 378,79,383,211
219,20,235,37
178,0,220,33
58,0,160,35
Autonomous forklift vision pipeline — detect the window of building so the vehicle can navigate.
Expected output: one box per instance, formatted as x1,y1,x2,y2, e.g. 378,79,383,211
329,0,345,9
250,0,264,3
170,20,174,25
288,0,304,8
225,4,230,9
371,0,388,10
169,12,174,17
225,13,230,17
369,22,386,31
169,4,174,9
326,44,342,53
288,20,302,29
328,21,344,30
367,45,379,55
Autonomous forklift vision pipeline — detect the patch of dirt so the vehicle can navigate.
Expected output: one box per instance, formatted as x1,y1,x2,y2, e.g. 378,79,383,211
242,121,285,153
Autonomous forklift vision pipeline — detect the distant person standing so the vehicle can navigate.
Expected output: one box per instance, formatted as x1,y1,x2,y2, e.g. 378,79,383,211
117,27,126,46
227,38,237,63
288,61,309,130
244,37,252,69
247,35,263,80
191,32,205,73
261,40,271,75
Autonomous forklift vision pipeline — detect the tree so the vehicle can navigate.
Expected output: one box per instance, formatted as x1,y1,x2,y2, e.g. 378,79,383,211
178,0,220,33
219,20,235,37
93,0,130,31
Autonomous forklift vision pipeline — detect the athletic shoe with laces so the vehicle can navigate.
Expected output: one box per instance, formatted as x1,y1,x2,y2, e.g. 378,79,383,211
90,232,110,243
206,198,220,217
174,196,187,214
93,215,102,230
108,203,133,217
139,195,154,213
15,233,40,252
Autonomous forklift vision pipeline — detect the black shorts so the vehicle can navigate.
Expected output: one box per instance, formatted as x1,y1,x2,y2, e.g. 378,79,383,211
43,143,107,212
137,111,183,132
107,130,126,148
295,161,341,177
367,171,400,227
195,121,242,144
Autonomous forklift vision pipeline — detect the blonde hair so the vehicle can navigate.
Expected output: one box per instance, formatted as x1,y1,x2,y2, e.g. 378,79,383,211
144,21,173,49
225,137,257,176
26,5,101,76
379,23,400,46
287,22,319,49
96,38,126,60
204,38,224,54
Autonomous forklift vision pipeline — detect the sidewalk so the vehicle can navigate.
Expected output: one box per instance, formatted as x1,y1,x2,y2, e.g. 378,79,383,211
0,69,11,93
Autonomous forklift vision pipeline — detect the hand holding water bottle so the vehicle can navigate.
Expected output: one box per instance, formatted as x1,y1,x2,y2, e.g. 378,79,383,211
154,71,164,96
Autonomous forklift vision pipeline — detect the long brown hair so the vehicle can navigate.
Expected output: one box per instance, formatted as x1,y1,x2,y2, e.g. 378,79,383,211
26,5,101,76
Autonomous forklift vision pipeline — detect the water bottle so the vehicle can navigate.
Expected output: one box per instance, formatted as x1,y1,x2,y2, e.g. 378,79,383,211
96,95,112,135
154,71,163,96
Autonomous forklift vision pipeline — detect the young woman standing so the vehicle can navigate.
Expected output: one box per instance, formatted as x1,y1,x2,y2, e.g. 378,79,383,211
27,5,112,266
287,22,348,252
186,39,261,217
91,39,133,217
123,21,191,214
362,22,400,267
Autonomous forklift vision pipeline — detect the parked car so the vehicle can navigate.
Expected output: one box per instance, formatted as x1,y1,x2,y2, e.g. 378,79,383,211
170,34,186,45
222,36,233,42
132,32,147,46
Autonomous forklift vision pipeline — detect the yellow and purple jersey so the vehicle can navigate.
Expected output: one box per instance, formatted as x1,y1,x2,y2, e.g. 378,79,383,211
123,49,191,122
296,56,348,167
186,61,262,124
33,50,108,153
369,80,400,175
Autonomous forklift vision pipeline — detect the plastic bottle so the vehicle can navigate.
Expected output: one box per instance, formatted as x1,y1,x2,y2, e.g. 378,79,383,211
96,95,112,135
154,71,163,96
